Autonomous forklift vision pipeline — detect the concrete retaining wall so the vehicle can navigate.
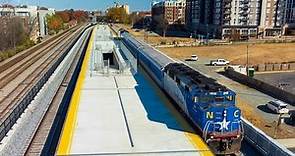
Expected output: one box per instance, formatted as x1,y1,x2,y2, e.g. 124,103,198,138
256,63,295,72
242,118,294,156
225,68,295,105
290,63,295,70
257,64,266,72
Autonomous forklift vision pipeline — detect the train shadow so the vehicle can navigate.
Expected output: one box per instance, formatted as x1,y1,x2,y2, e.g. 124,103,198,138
132,67,195,134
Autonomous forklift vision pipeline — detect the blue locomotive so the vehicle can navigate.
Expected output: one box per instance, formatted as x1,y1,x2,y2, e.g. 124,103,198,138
120,31,243,155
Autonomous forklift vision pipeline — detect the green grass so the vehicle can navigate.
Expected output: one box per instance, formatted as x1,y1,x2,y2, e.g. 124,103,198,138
0,39,35,62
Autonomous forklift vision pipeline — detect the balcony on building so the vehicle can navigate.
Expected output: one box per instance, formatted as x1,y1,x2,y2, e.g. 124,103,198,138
239,4,249,10
223,9,231,15
224,4,231,8
239,11,248,16
241,0,250,4
224,15,231,21
223,0,232,3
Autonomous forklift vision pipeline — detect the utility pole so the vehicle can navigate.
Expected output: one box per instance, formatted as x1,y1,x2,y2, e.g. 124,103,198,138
246,6,250,76
246,44,249,76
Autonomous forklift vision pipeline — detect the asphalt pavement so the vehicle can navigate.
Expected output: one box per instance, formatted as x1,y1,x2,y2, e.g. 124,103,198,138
255,72,295,95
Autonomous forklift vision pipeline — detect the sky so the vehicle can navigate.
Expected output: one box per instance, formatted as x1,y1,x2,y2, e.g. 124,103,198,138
6,0,153,11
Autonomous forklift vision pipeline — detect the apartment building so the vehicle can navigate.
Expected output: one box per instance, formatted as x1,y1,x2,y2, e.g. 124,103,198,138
283,0,295,35
186,0,295,38
259,0,285,36
152,0,186,25
186,0,261,39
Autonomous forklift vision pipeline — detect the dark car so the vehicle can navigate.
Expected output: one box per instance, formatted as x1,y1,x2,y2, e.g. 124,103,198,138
290,110,295,124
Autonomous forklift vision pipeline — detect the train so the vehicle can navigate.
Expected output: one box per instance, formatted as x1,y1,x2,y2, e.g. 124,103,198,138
119,30,243,155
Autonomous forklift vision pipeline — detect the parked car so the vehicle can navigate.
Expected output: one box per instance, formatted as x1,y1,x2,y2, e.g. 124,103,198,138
289,110,295,123
185,55,198,61
266,100,289,114
210,59,230,66
191,55,198,61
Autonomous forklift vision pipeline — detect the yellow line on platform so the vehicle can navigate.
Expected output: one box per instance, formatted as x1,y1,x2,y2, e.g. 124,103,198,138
184,132,214,156
56,26,96,155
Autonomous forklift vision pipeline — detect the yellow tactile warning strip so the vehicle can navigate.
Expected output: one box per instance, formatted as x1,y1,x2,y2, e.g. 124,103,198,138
184,132,214,156
56,26,96,155
169,108,214,156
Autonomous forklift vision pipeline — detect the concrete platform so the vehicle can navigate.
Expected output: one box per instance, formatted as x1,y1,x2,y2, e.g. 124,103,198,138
57,25,213,156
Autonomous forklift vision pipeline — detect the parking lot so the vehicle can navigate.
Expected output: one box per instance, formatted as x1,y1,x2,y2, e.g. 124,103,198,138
255,72,295,95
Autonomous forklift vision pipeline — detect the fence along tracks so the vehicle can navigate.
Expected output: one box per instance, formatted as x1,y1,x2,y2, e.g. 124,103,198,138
0,25,86,142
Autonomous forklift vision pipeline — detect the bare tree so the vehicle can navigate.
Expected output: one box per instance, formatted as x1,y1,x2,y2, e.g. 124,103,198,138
153,15,169,37
0,17,27,51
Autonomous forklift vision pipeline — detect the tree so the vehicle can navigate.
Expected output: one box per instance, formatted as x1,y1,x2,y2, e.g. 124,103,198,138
46,14,64,33
153,15,169,37
0,17,27,51
72,10,88,22
56,10,88,24
56,11,70,23
106,7,129,24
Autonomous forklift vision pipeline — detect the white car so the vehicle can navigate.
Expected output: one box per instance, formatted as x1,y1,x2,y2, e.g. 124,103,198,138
210,59,230,66
191,55,198,61
266,100,289,114
186,55,198,61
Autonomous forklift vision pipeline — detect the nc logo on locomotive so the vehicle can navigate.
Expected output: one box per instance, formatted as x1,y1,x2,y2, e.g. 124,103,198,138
206,112,214,119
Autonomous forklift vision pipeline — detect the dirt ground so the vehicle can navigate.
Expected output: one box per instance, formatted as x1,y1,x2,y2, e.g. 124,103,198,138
159,44,295,65
237,97,295,139
117,24,195,45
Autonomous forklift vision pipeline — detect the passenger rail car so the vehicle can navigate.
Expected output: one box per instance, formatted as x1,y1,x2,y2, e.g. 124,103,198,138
120,31,243,155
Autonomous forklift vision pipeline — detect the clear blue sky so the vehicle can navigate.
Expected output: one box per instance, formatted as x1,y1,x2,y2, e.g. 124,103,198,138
10,0,153,11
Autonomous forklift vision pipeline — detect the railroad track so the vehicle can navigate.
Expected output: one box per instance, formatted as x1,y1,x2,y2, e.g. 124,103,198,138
0,31,76,115
24,27,92,156
0,30,73,89
0,27,76,74
0,25,88,142
0,27,79,101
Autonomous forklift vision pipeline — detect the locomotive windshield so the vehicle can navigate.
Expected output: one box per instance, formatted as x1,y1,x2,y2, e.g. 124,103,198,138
194,95,235,107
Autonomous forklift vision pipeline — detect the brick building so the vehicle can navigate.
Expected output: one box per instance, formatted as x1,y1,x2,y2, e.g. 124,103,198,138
186,0,260,39
186,0,295,39
152,0,186,25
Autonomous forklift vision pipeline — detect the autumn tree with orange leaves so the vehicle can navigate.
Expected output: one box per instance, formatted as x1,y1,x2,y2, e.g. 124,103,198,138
46,14,64,34
47,10,88,34
56,11,70,23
